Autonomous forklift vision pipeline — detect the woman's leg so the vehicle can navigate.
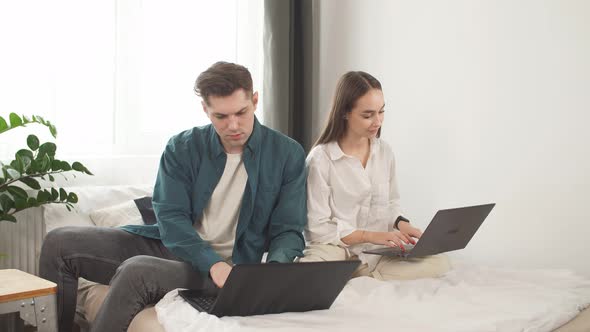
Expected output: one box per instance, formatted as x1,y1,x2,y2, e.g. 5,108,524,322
299,244,348,262
371,254,451,280
299,244,372,278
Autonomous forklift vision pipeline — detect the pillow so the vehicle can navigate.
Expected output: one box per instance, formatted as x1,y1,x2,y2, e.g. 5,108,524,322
89,200,144,228
133,196,157,225
89,196,157,228
43,185,153,232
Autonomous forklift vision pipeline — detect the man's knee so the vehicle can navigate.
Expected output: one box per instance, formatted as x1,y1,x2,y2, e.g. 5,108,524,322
40,227,85,279
40,226,82,267
115,255,156,275
111,255,164,286
42,226,97,257
109,255,193,305
42,227,73,253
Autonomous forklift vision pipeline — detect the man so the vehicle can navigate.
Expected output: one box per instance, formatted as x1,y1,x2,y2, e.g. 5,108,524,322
40,61,307,332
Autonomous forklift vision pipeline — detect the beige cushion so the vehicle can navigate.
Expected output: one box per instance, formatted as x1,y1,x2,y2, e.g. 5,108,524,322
76,279,164,331
553,306,590,332
76,278,109,323
128,307,165,332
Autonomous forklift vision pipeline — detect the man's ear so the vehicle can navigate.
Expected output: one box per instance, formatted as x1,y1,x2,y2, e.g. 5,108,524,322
252,91,259,110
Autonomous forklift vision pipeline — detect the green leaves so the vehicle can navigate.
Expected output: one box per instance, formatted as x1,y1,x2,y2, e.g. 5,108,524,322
0,194,14,212
60,161,71,171
38,142,57,159
15,150,33,173
1,215,16,222
0,117,8,132
72,161,93,175
9,113,22,127
7,186,27,200
27,135,39,150
67,192,78,203
50,188,59,201
6,168,20,180
0,113,57,138
0,186,78,222
20,177,41,190
4,135,92,177
16,149,34,160
36,189,51,203
0,113,91,223
59,188,67,201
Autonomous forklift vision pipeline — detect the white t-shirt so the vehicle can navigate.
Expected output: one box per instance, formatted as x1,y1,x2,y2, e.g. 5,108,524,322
194,153,248,259
305,138,404,266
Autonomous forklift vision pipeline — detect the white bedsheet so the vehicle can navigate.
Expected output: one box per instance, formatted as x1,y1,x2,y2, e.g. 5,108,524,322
155,263,590,332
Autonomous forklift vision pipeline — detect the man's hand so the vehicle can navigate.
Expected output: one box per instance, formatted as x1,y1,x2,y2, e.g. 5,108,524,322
210,261,232,288
364,230,411,250
397,221,422,245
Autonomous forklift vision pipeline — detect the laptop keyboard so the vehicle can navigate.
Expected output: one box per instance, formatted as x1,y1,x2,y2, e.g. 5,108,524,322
364,245,415,257
384,247,410,256
192,296,216,311
392,244,414,255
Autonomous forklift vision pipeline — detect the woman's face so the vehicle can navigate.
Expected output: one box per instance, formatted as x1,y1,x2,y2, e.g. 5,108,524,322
346,88,385,140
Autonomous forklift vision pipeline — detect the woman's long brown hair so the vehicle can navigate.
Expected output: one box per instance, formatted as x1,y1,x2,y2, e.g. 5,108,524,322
314,71,382,147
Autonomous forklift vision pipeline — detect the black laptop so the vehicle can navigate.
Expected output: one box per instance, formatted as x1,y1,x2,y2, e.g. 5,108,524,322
179,260,360,317
363,203,495,258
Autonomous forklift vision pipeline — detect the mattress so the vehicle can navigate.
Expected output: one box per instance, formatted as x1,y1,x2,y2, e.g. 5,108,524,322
78,264,590,332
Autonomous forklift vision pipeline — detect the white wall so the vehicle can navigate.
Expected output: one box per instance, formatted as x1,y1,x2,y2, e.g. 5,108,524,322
52,155,160,187
316,0,590,276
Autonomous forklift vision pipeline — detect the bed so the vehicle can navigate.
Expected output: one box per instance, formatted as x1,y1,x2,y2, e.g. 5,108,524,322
26,185,585,331
78,261,590,332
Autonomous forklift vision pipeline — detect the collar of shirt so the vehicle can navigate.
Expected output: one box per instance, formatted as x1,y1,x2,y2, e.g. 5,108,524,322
325,138,379,161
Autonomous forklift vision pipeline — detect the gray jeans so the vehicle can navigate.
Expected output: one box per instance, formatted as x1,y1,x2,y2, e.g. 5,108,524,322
39,226,214,332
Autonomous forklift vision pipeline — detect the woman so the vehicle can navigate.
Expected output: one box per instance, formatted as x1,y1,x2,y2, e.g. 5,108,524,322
301,71,450,280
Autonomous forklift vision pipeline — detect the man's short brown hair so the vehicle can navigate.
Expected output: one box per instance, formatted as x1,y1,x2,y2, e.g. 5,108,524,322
194,61,253,106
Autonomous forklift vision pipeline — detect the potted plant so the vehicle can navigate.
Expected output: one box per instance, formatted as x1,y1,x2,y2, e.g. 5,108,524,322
0,113,92,222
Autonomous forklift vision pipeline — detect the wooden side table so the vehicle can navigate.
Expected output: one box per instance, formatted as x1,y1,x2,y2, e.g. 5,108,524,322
0,269,57,331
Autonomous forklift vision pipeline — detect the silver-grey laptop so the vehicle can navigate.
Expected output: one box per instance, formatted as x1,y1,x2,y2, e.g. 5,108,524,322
363,203,495,258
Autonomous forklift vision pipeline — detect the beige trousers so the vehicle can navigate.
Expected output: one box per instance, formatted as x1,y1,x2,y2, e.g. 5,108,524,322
300,244,451,280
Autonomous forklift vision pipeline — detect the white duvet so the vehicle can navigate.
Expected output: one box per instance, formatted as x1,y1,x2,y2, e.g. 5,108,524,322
155,263,590,332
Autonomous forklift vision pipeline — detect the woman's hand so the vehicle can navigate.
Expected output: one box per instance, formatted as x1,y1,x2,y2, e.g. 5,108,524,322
397,221,422,245
364,230,411,249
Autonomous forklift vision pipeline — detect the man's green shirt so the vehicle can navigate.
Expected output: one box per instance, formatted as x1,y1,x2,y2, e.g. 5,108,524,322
121,118,307,274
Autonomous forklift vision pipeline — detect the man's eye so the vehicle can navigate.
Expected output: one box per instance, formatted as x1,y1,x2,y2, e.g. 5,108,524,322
215,115,226,119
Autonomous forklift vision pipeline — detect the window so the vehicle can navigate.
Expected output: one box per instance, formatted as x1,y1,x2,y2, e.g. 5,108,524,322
0,0,264,160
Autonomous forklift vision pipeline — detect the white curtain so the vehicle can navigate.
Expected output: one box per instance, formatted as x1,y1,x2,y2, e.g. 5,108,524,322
0,0,264,161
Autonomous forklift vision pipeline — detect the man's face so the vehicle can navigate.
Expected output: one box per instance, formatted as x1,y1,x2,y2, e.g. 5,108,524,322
203,89,258,154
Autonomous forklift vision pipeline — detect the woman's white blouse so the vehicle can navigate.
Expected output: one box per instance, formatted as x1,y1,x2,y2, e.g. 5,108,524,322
305,138,405,264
